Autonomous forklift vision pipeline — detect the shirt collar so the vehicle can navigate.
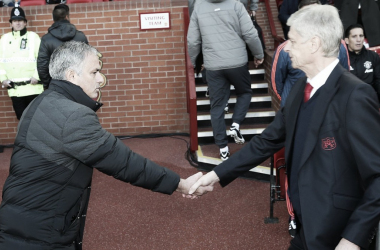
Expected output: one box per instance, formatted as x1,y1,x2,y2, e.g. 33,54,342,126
307,59,339,97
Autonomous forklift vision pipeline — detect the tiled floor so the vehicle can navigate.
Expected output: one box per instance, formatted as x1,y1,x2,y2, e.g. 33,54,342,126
0,136,291,249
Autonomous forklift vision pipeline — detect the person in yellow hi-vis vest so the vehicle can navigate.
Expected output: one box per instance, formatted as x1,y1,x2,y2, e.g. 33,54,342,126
0,6,42,120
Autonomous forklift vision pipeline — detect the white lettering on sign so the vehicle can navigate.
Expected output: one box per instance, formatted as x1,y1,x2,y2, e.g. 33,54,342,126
140,12,171,30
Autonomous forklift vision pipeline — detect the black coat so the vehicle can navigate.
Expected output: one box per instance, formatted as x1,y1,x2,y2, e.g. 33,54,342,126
336,0,380,47
214,64,380,249
348,46,380,102
0,80,180,250
37,20,88,88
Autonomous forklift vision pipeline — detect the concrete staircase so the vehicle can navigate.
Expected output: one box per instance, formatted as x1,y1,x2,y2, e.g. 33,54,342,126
193,63,276,179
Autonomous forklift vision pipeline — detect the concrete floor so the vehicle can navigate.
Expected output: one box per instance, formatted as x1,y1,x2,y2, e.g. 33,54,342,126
0,136,291,250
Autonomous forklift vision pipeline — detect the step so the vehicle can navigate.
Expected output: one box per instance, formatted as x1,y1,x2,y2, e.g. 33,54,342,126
197,123,268,138
194,68,265,79
196,95,272,106
195,82,268,92
195,144,272,177
197,109,275,121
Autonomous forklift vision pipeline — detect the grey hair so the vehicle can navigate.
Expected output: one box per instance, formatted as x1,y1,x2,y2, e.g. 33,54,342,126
49,41,99,80
287,5,343,58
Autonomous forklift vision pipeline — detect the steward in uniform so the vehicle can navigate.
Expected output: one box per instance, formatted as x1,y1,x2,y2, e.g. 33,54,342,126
0,6,43,120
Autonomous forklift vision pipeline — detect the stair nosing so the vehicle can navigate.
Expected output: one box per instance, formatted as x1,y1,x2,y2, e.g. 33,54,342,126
197,110,275,121
196,96,272,106
197,128,265,137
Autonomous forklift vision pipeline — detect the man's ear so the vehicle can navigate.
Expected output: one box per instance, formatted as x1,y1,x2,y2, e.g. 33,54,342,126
344,37,349,45
65,69,76,84
310,36,321,54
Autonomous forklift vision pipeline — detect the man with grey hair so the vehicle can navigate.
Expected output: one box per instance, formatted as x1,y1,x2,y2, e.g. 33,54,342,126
189,5,380,250
0,41,209,249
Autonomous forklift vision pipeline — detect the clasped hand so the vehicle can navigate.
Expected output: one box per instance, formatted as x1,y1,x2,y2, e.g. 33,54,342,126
177,171,219,199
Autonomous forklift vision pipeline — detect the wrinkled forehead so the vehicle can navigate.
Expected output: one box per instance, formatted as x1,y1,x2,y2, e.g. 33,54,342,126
288,27,305,42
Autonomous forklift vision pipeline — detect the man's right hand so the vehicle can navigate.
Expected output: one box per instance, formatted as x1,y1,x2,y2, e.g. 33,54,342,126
1,80,11,89
189,171,220,195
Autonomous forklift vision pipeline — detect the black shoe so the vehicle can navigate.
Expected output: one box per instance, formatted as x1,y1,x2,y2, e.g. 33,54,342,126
220,151,230,161
205,87,209,97
230,126,245,144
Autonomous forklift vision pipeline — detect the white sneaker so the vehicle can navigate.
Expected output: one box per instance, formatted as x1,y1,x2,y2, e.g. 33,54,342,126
220,151,230,161
230,126,245,144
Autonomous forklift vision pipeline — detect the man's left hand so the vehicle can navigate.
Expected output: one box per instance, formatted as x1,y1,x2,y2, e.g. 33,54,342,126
30,77,39,85
335,238,360,250
254,58,264,68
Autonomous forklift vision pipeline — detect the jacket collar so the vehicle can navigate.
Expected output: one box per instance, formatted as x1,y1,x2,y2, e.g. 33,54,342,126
12,27,27,37
49,79,103,112
347,45,366,57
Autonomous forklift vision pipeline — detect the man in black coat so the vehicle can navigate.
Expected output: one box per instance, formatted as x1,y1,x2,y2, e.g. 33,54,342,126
190,5,380,250
345,24,380,103
0,41,208,250
37,4,88,89
335,0,380,47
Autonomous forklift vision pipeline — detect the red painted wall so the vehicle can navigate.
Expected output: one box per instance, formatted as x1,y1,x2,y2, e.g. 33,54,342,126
0,0,278,145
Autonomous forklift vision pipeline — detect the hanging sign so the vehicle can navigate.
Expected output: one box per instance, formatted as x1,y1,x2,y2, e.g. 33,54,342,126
139,12,171,30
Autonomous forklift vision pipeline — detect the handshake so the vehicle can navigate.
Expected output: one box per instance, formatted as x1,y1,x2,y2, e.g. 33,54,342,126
176,171,220,199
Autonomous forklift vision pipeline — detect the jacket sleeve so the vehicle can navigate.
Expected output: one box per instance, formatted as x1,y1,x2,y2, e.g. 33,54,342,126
0,35,7,82
278,0,289,24
341,83,380,248
32,33,41,81
237,2,264,59
338,40,350,70
371,52,380,103
271,44,287,100
62,108,180,195
37,38,52,88
187,10,201,67
214,109,286,186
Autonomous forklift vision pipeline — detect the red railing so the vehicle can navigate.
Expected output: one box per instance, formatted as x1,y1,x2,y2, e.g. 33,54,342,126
264,0,285,48
183,7,198,153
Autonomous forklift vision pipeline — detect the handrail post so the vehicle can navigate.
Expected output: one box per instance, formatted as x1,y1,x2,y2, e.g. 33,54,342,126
183,7,198,153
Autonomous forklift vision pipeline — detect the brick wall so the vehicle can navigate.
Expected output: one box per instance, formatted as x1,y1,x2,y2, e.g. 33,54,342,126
0,0,281,145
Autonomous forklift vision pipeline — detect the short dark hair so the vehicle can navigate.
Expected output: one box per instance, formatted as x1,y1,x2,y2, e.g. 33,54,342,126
344,24,364,38
53,4,69,22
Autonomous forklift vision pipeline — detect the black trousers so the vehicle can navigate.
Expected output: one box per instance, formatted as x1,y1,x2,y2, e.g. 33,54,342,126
11,95,39,120
288,224,308,250
207,64,252,148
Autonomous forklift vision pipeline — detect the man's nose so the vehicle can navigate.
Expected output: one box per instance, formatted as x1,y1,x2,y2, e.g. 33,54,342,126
96,72,104,84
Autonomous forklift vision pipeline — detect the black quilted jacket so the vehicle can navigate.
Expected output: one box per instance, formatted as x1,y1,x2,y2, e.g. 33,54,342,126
0,80,180,250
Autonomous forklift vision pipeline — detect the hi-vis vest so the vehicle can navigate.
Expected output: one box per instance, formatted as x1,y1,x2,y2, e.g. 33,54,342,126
0,30,43,97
